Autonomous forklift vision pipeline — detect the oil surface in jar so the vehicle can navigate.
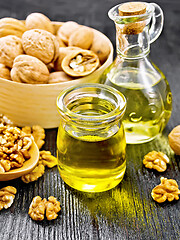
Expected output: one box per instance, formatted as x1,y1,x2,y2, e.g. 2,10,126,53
57,97,126,192
105,67,172,144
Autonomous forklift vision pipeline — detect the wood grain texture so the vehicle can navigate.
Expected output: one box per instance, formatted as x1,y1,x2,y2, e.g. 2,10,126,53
0,0,180,239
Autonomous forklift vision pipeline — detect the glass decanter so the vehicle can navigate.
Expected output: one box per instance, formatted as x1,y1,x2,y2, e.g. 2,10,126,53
100,2,172,144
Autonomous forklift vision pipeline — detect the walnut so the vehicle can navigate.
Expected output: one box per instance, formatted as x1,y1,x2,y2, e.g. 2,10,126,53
21,162,45,183
62,49,99,77
54,46,80,71
0,186,17,210
45,196,61,220
143,151,169,172
68,26,94,49
57,21,80,45
168,125,180,155
39,151,57,168
48,71,73,84
22,125,45,149
0,125,32,172
0,64,11,80
90,33,110,64
151,177,180,203
0,17,26,38
11,55,49,84
28,196,47,221
22,29,59,64
25,13,54,34
0,35,24,68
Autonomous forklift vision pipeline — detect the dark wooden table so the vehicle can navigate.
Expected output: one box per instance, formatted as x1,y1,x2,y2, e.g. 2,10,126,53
0,0,180,239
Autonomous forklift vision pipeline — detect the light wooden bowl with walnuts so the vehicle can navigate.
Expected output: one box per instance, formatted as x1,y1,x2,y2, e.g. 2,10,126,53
0,14,113,128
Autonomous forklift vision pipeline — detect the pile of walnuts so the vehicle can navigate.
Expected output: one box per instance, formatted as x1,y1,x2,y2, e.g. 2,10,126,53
0,13,110,84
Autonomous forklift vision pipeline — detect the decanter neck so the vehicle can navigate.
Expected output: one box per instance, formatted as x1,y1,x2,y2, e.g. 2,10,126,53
115,24,150,59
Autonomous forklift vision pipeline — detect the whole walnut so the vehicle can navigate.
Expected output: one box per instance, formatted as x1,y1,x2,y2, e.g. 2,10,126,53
168,125,180,155
0,35,24,68
22,29,59,64
0,64,11,80
11,55,49,84
57,21,80,44
0,17,26,38
48,71,73,84
25,13,54,34
69,26,94,49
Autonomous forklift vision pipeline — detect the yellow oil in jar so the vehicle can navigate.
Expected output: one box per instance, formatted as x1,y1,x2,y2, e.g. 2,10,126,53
57,97,126,192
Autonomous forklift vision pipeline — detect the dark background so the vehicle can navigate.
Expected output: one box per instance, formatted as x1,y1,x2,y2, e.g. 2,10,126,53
0,0,180,239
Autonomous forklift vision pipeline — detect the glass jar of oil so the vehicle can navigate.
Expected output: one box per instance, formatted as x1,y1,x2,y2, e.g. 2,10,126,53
100,2,172,144
56,83,126,192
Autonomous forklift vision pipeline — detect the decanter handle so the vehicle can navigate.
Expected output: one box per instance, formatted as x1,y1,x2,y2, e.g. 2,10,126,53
149,3,164,44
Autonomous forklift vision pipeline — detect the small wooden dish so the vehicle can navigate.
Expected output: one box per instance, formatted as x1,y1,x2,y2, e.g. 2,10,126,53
0,140,39,181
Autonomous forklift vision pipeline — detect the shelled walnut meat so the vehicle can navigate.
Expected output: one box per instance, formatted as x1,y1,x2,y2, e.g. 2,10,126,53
0,186,17,210
0,125,33,172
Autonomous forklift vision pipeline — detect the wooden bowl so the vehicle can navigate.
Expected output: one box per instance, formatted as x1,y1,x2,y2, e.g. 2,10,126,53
0,139,39,181
0,23,113,128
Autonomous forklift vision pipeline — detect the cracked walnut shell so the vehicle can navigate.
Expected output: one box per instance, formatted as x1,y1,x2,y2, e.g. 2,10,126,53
151,177,180,203
0,35,24,68
25,13,54,34
28,196,47,221
11,55,49,84
168,125,180,155
143,151,169,172
0,186,17,210
22,29,59,64
62,49,99,77
0,17,26,38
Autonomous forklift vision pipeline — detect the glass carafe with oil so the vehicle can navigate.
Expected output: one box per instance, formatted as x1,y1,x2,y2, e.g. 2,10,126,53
56,83,126,192
100,2,172,144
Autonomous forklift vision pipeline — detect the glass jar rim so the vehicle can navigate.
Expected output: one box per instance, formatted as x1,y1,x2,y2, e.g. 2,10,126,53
56,83,126,124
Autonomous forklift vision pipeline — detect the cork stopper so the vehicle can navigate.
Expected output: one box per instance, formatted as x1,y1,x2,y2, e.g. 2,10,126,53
118,2,147,35
118,2,146,16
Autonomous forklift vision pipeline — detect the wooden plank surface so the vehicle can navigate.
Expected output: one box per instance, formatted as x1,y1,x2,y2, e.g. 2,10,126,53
0,0,180,239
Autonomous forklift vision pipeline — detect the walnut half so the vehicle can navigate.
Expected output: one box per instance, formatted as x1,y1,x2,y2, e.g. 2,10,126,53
143,151,169,172
151,177,180,203
0,186,17,210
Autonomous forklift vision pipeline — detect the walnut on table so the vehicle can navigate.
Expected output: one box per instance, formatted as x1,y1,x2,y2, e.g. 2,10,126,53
0,186,17,210
151,177,180,203
21,162,45,183
39,151,57,168
45,196,61,220
28,196,61,221
28,196,47,221
143,151,169,172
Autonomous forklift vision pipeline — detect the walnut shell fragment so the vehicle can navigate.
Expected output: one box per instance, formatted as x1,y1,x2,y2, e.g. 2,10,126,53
69,26,94,49
168,125,180,155
11,55,49,84
0,186,17,210
25,13,54,34
0,17,26,38
143,151,169,172
22,29,59,64
151,177,180,203
0,35,24,68
62,49,99,77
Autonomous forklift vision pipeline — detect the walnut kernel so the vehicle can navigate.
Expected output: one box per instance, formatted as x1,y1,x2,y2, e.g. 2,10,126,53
143,151,169,172
39,151,57,168
21,162,45,183
151,177,180,203
0,186,17,210
28,196,47,221
45,196,61,220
